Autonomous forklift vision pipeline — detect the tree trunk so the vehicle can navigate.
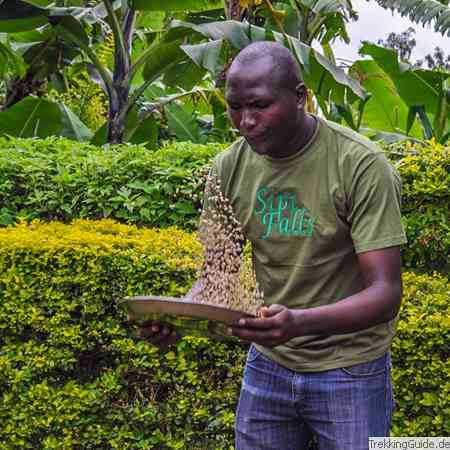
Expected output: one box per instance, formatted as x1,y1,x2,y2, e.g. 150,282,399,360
106,7,136,144
107,90,128,144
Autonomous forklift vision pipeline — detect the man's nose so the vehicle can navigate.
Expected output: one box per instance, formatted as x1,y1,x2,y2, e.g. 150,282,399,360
240,109,256,130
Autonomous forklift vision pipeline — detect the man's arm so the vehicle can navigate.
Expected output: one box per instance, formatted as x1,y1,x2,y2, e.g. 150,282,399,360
229,246,403,347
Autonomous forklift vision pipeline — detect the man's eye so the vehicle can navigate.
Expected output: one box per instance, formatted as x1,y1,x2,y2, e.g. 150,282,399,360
253,102,269,109
228,104,241,110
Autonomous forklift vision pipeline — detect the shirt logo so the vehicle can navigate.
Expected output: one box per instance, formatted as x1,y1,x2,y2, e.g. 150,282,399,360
253,187,316,240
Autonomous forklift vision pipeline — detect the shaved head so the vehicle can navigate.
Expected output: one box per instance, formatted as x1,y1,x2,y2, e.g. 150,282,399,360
228,41,302,91
225,40,315,158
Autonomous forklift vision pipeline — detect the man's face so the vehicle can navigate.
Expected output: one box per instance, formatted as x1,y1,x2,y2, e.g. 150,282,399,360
225,59,302,157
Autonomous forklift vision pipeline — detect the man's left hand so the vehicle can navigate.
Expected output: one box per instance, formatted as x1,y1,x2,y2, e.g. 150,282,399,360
229,305,299,347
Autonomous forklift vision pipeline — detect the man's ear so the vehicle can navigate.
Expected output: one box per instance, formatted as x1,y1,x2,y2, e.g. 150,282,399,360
296,83,307,109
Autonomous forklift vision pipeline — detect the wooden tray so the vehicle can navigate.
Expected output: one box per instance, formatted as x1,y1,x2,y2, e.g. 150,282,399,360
120,295,255,341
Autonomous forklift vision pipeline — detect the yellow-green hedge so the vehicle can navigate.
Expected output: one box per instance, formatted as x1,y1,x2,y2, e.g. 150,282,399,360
391,271,450,436
0,220,242,450
386,140,450,273
0,220,448,449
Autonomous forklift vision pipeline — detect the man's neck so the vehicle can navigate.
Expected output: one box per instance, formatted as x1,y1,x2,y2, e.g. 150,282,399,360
292,113,317,155
274,113,317,159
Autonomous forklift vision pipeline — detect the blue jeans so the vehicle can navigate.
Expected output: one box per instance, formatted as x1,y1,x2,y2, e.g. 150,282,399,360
235,345,394,450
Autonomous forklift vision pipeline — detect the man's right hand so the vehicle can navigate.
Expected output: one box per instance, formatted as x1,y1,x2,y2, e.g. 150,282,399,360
136,322,180,349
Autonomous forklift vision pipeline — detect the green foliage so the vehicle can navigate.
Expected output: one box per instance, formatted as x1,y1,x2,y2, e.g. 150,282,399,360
357,43,450,143
0,1,226,144
350,58,423,139
0,137,224,230
131,0,223,10
46,73,108,133
375,0,450,37
1,136,448,273
0,97,61,138
0,96,95,141
0,219,241,449
391,271,450,436
0,0,368,144
0,220,448,449
385,140,450,273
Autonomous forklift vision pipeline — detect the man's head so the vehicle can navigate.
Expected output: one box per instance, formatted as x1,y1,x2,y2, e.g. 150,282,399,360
225,41,311,157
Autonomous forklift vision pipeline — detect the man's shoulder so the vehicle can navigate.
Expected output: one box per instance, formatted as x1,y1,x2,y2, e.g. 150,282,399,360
319,117,383,157
317,117,399,190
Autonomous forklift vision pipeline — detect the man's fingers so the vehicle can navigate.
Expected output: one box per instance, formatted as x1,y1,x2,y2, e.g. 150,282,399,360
238,306,285,329
138,328,179,348
138,323,171,339
258,305,284,318
230,325,282,345
263,304,285,316
238,316,275,329
138,327,155,339
155,329,180,347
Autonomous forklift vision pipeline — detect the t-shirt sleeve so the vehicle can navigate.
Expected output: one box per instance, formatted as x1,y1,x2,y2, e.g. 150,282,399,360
347,153,407,253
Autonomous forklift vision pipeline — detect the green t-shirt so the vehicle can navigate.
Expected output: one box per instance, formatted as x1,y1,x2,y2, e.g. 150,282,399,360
212,116,407,372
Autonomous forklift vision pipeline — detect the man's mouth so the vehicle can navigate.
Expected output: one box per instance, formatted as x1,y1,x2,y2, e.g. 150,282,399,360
244,131,268,142
245,136,273,155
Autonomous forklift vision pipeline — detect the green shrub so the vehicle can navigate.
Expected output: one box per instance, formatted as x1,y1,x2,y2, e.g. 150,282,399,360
385,140,450,273
0,137,448,272
0,219,240,450
0,220,448,448
391,271,450,436
0,137,224,231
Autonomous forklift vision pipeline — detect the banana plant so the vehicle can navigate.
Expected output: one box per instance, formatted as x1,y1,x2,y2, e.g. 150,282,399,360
0,0,122,108
0,32,26,104
375,0,450,37
0,0,367,144
0,0,122,139
0,33,25,80
0,0,223,143
244,0,357,46
357,42,450,143
174,18,367,119
373,0,450,142
320,42,450,144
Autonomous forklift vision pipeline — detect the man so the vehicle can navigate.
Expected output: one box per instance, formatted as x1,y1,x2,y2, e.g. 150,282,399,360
141,41,407,449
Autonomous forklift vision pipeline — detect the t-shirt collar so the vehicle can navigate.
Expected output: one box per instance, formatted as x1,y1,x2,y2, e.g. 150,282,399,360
262,114,320,164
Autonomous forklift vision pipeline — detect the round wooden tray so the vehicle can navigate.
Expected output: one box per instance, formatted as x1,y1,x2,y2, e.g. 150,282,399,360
120,295,255,340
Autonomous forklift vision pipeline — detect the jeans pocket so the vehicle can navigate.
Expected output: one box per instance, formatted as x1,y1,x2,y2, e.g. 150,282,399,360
246,344,260,363
340,353,388,377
